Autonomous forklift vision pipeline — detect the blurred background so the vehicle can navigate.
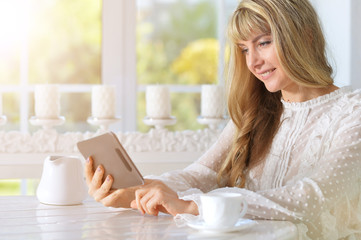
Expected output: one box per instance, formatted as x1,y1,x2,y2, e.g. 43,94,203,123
0,0,360,195
0,0,239,134
0,0,238,195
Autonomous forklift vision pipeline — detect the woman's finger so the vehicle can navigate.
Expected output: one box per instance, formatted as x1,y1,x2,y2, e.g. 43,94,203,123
93,175,113,202
84,156,94,186
101,188,135,208
145,194,161,216
130,199,137,209
139,190,157,215
135,188,148,214
134,182,169,216
101,189,121,207
89,164,104,194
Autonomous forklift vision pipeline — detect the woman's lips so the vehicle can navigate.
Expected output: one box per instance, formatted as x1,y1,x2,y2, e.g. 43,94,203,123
259,68,276,80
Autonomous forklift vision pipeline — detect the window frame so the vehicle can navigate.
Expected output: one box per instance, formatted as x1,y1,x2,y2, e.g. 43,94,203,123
132,0,229,131
2,0,356,132
2,0,230,133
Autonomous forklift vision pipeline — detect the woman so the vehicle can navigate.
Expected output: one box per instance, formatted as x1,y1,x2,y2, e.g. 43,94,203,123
85,0,361,239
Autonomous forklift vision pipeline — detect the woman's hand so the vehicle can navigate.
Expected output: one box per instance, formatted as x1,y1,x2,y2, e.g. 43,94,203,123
85,156,199,216
131,180,199,216
84,156,147,208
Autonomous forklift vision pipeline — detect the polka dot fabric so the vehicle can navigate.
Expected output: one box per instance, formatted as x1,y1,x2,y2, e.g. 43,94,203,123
146,87,361,239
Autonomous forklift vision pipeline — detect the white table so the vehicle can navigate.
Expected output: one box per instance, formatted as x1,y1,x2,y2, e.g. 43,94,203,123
0,196,299,240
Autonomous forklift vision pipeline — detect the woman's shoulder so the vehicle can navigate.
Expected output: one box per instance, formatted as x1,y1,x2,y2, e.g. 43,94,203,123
330,87,361,127
339,86,361,98
282,86,361,110
333,87,361,111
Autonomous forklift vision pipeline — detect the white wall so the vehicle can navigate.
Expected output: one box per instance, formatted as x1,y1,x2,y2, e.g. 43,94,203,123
351,0,361,88
312,0,351,87
312,0,360,88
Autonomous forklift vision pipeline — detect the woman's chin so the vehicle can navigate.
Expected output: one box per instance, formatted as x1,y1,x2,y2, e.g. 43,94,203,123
263,84,280,93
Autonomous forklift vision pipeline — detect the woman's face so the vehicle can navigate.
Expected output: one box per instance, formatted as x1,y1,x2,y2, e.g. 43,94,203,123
238,32,296,93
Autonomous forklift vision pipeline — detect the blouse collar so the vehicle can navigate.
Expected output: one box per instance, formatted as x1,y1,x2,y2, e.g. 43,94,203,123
280,86,352,110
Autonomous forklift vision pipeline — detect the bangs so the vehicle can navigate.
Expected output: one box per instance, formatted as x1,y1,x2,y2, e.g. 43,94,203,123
228,8,270,43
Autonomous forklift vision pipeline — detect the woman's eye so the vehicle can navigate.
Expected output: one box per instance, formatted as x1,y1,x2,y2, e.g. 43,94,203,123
237,44,248,54
259,40,271,47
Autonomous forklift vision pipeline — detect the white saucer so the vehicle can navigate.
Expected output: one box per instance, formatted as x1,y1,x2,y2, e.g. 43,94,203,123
187,218,257,233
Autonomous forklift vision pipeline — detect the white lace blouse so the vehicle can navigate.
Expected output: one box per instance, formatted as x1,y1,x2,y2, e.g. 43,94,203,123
147,87,361,240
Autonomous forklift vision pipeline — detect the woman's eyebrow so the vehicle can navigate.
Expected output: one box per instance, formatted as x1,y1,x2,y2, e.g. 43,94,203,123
237,33,271,47
252,33,270,43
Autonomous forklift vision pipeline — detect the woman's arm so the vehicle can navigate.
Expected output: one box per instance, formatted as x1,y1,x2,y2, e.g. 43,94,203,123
85,154,199,215
145,120,235,193
84,121,235,213
180,118,361,238
130,180,199,216
129,121,235,215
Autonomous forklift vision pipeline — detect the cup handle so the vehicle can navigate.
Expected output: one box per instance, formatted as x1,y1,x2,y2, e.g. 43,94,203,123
239,199,248,218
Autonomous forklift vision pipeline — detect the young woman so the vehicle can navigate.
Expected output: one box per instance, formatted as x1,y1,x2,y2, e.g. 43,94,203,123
85,0,361,239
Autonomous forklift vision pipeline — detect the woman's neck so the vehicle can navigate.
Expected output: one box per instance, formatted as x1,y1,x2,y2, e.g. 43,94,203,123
281,85,339,103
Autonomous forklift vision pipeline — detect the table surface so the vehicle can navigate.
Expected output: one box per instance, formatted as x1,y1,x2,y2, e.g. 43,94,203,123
0,196,298,240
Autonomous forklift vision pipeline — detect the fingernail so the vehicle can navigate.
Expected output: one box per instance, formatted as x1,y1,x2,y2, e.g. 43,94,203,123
86,157,90,163
97,166,101,172
106,175,111,181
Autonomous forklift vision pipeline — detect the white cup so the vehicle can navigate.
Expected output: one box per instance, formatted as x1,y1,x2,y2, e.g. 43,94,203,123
200,192,248,227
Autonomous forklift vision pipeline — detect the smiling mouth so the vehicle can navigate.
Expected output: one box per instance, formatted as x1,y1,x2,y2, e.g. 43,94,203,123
260,69,275,78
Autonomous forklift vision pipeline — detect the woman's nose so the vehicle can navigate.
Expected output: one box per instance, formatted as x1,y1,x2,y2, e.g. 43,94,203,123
247,50,262,69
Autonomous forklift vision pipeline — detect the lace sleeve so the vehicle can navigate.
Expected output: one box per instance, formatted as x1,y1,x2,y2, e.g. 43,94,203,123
145,120,235,193
180,113,361,239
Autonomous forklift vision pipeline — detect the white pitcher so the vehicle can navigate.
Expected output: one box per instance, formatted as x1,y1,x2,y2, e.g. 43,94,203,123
36,155,88,205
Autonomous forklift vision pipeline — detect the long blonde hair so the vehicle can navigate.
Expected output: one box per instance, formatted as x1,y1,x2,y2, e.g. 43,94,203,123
218,0,334,187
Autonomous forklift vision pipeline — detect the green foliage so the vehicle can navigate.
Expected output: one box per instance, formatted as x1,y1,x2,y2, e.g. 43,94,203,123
28,0,101,84
136,23,174,84
169,93,205,131
137,0,217,85
136,0,219,131
0,180,20,195
152,0,217,61
172,39,219,84
0,179,38,196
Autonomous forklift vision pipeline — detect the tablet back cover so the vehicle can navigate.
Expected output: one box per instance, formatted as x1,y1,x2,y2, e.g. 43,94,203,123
77,132,144,189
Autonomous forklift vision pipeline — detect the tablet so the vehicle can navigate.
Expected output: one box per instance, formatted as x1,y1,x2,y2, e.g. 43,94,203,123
77,132,144,189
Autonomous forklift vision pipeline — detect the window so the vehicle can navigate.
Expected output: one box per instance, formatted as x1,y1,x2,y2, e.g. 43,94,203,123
0,0,238,195
0,0,238,134
136,0,239,132
0,0,102,195
0,0,101,133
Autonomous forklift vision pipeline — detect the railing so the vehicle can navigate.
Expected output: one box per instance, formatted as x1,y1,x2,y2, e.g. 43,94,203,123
0,128,221,181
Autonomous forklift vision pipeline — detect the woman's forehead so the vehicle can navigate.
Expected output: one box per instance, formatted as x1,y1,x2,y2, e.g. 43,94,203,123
235,31,271,45
229,7,271,42
229,21,270,43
